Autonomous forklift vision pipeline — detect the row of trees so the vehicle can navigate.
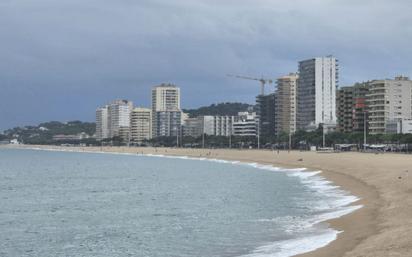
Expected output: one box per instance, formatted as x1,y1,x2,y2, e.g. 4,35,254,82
131,127,412,149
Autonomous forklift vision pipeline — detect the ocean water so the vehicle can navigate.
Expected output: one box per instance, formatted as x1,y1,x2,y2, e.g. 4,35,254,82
0,148,361,257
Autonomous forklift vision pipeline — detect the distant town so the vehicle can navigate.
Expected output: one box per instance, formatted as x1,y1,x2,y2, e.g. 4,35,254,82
2,56,412,151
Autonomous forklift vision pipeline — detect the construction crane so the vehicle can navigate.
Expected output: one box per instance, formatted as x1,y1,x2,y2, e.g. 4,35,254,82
227,74,273,95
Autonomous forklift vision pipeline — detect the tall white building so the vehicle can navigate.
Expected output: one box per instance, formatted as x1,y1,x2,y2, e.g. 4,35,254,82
96,106,109,141
297,56,338,130
152,83,180,112
368,76,412,134
130,107,152,142
107,100,133,141
151,84,182,137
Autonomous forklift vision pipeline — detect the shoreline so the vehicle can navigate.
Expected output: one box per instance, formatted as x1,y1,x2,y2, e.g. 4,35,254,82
2,145,411,257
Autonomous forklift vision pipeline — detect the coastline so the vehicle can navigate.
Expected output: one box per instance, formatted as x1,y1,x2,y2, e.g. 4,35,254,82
3,145,411,257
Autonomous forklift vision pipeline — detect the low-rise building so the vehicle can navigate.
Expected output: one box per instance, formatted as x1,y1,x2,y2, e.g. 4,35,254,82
386,118,412,134
233,112,258,137
52,132,90,141
183,116,234,137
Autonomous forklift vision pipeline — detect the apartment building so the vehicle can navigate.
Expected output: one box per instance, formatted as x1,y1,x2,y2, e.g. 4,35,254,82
130,107,152,142
276,73,298,134
367,76,412,134
256,93,276,138
233,112,258,137
108,100,133,141
96,106,109,140
151,84,182,137
183,116,234,137
297,56,338,131
96,100,133,142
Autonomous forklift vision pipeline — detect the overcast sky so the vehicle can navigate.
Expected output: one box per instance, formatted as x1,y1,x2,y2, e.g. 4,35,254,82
1,0,411,130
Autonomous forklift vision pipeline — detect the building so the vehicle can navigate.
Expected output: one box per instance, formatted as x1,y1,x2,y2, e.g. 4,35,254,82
96,106,109,140
130,107,152,142
153,111,182,137
96,100,133,142
337,86,354,133
337,83,369,133
183,116,234,137
297,56,338,131
276,73,298,135
256,93,276,138
352,83,369,133
367,76,412,134
52,132,90,141
399,119,412,134
233,111,258,137
386,119,412,134
151,84,182,137
183,117,203,137
203,116,234,136
107,100,133,141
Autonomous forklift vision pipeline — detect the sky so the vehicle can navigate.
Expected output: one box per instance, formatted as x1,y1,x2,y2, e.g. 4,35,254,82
1,0,412,130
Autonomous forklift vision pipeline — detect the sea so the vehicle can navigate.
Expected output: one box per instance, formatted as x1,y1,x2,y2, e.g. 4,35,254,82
0,148,361,257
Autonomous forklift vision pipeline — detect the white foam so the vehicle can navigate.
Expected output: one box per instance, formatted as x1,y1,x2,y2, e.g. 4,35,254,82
239,229,339,257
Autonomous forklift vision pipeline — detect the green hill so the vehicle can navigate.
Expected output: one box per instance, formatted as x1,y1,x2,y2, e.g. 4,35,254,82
183,102,253,118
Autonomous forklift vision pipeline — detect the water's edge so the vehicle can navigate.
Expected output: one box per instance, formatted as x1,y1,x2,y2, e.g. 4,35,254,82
4,146,363,257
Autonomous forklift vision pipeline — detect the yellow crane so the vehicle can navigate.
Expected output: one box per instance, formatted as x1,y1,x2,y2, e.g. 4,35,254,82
227,74,273,95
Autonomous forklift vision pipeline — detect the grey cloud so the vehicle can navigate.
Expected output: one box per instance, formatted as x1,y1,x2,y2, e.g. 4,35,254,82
0,0,411,129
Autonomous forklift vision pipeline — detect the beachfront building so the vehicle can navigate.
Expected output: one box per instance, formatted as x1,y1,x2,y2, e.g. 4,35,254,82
352,83,369,133
337,83,369,133
233,111,258,137
183,117,203,137
183,116,234,137
96,106,109,140
153,111,182,137
203,116,234,136
107,100,133,141
297,56,338,131
276,73,298,135
151,83,182,137
367,76,412,134
96,99,133,142
52,132,90,142
337,86,354,133
386,119,412,134
256,93,276,138
130,107,152,143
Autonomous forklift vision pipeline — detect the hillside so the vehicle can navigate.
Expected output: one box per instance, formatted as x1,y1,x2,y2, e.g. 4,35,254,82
3,120,96,144
183,102,253,118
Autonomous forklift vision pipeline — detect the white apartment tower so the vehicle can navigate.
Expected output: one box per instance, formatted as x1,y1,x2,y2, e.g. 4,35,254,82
368,76,412,134
107,99,133,141
152,83,180,112
151,84,182,137
297,56,338,130
96,106,109,140
130,107,152,142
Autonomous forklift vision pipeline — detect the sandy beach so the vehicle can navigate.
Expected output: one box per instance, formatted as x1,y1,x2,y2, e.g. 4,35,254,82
3,145,412,257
